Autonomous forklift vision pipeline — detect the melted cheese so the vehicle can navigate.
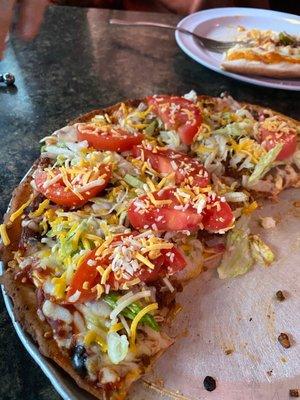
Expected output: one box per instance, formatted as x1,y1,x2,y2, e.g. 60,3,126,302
84,330,107,352
52,272,67,299
227,50,300,64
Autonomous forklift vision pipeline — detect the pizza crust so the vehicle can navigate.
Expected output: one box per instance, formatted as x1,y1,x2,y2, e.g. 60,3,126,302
221,59,300,79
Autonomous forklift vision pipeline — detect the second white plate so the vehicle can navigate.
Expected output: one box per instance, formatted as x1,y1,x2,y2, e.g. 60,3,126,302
175,7,300,91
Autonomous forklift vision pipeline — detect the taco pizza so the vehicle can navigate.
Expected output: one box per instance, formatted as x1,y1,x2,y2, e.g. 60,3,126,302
1,91,299,399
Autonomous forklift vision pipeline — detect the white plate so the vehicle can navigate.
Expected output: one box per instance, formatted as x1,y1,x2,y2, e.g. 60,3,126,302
175,7,300,91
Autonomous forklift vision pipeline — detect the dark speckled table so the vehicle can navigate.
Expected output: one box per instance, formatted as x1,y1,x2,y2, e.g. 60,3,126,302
0,5,299,400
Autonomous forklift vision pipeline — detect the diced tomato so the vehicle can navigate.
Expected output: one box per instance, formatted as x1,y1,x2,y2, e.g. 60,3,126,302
202,196,234,233
147,95,202,145
259,127,297,161
34,165,111,208
108,232,187,284
107,247,186,287
132,145,210,187
128,188,203,232
66,249,99,303
77,124,143,152
66,237,186,301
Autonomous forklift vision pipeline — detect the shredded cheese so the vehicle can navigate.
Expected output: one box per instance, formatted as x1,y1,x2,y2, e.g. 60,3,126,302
29,199,50,218
147,192,172,207
110,291,151,321
135,252,155,270
9,197,32,222
101,265,112,285
130,303,158,346
0,224,10,246
243,201,258,215
95,283,104,299
108,322,123,334
95,237,114,256
162,276,175,293
119,315,131,337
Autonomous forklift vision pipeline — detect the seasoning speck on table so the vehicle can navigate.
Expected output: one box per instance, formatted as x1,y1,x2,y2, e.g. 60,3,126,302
203,376,216,392
276,290,286,301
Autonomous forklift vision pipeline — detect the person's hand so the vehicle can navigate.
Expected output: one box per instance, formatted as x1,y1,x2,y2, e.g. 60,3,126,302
0,0,48,59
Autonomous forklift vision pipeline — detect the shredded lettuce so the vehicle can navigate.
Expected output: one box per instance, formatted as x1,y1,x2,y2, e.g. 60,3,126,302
278,31,296,46
218,216,276,279
212,120,254,137
107,332,129,364
159,130,181,148
124,174,144,189
183,90,197,103
104,293,159,331
248,143,283,184
250,235,275,266
217,216,254,279
224,192,249,203
144,119,158,135
42,144,74,158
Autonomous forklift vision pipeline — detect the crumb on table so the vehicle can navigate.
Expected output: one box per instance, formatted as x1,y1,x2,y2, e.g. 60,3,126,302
278,333,291,349
290,389,299,397
276,290,286,301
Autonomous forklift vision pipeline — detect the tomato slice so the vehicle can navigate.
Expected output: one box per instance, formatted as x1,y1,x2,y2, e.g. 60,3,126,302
259,127,297,161
35,164,111,207
77,124,143,152
147,95,202,145
202,196,234,233
132,145,210,187
67,249,99,303
128,188,203,232
129,188,234,233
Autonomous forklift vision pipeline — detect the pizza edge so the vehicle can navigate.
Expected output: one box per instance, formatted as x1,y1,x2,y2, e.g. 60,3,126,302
221,59,300,78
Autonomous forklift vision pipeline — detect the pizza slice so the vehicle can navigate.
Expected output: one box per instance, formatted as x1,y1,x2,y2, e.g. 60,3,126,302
191,93,300,198
221,27,300,78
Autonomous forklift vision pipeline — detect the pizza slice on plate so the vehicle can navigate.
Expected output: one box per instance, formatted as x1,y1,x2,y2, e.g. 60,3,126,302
221,28,300,78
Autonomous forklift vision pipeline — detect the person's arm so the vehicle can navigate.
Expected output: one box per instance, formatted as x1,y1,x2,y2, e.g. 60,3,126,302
156,0,205,14
0,0,48,59
156,0,269,13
